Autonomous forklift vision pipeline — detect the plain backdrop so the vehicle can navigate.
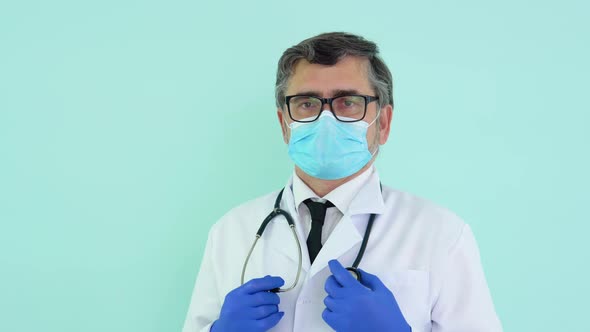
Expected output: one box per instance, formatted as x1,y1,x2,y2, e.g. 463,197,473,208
1,1,588,331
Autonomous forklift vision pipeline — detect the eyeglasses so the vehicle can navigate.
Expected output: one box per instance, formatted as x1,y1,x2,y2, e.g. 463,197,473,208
284,94,379,123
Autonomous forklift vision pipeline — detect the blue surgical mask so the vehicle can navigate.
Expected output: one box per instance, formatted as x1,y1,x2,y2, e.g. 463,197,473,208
286,111,379,180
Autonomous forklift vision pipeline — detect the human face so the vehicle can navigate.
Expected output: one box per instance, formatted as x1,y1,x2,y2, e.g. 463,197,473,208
277,56,392,154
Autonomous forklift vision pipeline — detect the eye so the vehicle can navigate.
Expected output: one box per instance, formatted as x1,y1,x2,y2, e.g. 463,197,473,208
292,97,320,110
336,96,361,108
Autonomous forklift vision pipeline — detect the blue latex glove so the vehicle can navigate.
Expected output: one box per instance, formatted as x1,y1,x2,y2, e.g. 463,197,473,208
322,260,411,332
211,275,285,332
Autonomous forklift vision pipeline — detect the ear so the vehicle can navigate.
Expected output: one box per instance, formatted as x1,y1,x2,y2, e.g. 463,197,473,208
378,104,393,145
277,108,290,144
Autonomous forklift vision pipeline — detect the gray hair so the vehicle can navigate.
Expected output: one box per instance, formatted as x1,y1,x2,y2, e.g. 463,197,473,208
275,32,393,110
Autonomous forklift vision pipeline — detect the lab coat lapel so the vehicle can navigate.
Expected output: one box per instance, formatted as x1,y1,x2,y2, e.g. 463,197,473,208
308,169,386,279
308,213,362,279
264,180,311,273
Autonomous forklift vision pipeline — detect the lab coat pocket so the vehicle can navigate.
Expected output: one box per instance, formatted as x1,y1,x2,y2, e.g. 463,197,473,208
380,269,431,331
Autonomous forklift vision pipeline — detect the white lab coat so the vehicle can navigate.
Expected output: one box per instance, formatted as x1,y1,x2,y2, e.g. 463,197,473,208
182,170,503,331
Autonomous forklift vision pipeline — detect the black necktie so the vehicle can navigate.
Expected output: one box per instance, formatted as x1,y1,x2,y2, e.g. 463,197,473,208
303,199,334,264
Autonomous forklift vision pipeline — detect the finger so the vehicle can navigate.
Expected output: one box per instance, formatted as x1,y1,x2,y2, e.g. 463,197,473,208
245,290,281,307
241,276,285,294
324,275,346,298
322,295,343,312
322,308,342,331
328,259,359,289
357,268,387,292
255,311,285,331
248,304,278,320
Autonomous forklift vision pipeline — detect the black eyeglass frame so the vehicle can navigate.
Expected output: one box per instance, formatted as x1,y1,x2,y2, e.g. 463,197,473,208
284,94,380,123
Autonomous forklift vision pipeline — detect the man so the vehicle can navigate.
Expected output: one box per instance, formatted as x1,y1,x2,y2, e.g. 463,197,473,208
182,32,502,332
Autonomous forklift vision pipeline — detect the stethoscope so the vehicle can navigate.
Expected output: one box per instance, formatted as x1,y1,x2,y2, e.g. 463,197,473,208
241,186,379,293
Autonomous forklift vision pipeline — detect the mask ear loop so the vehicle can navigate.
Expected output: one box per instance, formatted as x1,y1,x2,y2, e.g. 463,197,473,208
367,106,382,156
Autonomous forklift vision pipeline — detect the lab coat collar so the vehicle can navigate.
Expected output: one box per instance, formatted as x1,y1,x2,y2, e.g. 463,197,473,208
345,165,386,216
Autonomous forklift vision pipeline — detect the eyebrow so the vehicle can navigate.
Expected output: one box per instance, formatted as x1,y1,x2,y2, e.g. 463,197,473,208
294,89,361,98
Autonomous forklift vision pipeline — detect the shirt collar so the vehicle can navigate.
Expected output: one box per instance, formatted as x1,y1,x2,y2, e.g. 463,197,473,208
290,165,385,216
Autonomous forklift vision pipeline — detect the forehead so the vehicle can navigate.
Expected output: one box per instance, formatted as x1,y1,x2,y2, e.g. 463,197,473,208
286,56,373,96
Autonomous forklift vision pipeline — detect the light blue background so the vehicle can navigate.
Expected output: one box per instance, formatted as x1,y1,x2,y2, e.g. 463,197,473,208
1,1,588,331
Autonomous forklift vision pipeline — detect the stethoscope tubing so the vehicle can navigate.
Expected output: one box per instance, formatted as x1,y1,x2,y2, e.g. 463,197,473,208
241,186,378,292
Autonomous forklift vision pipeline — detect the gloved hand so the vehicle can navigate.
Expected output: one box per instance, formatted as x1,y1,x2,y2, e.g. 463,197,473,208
211,275,285,332
322,260,411,332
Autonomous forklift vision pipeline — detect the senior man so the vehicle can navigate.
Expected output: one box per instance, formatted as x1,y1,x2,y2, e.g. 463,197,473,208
182,32,502,332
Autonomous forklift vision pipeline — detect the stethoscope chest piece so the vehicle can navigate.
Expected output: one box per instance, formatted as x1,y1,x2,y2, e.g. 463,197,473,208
346,267,362,282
